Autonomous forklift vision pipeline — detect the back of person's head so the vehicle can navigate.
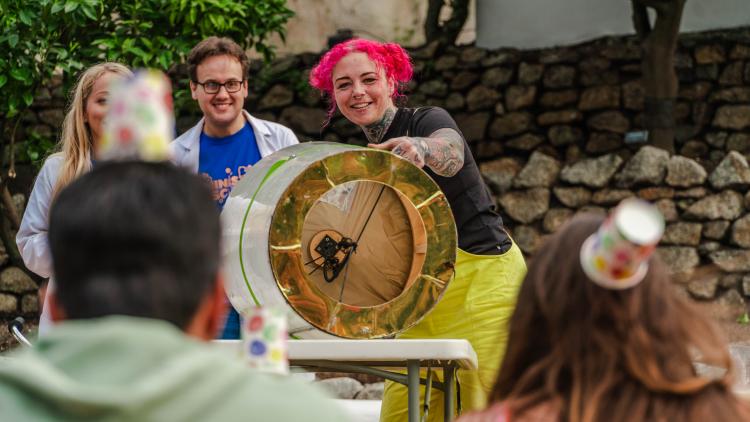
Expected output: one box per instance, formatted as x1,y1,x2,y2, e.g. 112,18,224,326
491,213,749,421
187,36,249,82
48,161,220,330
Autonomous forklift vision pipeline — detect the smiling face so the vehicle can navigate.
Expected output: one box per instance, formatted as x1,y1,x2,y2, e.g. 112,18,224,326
332,52,395,127
85,71,123,145
190,54,248,137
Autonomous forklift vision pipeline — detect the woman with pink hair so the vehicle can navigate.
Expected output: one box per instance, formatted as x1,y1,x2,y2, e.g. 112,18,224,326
310,39,527,421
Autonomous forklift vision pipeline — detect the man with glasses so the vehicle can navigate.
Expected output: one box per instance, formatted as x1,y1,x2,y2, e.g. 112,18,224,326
172,37,298,339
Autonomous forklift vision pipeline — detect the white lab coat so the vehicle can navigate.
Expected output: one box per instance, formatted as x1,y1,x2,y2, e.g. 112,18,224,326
171,110,298,171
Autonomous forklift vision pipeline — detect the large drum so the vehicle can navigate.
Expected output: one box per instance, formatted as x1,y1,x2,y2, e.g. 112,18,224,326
222,142,456,339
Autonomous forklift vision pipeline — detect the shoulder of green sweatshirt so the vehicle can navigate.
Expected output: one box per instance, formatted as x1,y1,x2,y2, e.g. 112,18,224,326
0,316,348,422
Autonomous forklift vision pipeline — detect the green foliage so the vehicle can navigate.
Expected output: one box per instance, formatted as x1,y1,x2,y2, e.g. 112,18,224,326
17,130,57,170
0,0,293,138
90,0,293,119
737,312,750,325
0,0,293,267
85,0,293,119
0,0,96,120
88,0,293,70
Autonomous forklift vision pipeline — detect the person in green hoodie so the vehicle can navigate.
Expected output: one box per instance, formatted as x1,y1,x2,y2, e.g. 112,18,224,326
0,161,348,422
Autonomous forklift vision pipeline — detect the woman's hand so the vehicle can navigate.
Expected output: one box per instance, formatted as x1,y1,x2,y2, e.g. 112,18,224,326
368,128,465,177
368,136,427,168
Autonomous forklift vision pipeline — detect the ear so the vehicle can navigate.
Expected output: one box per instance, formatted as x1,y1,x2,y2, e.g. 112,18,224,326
241,79,249,99
388,77,396,96
385,78,397,107
48,291,67,323
207,275,226,337
185,273,227,341
190,81,199,100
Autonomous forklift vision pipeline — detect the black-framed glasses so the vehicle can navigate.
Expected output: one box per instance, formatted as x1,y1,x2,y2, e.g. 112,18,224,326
194,79,244,94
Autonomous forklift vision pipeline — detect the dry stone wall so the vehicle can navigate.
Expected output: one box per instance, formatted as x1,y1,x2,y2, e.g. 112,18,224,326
0,195,38,351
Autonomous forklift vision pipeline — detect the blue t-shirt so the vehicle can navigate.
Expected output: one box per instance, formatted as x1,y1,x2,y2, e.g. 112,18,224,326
198,122,261,209
198,122,261,339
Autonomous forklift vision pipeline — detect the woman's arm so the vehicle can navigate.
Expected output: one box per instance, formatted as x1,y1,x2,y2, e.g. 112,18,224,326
16,157,61,278
368,127,465,177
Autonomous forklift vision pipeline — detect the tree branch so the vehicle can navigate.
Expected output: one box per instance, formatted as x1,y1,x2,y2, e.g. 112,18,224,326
631,0,652,40
638,0,676,15
442,0,470,46
424,0,469,46
7,116,20,180
632,0,687,153
424,0,444,43
0,117,22,230
1,187,20,231
0,210,35,284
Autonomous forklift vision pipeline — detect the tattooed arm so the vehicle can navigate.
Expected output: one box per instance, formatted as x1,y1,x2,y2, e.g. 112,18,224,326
368,128,465,177
421,128,466,176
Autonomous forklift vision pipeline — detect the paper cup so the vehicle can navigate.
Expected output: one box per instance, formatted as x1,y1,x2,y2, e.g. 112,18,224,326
241,307,289,374
580,198,664,289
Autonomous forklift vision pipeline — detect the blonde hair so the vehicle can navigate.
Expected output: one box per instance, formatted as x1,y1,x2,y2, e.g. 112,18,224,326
52,62,132,196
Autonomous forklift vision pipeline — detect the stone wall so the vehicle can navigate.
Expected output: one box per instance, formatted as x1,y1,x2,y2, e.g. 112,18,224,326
249,28,750,313
0,195,39,351
3,27,750,349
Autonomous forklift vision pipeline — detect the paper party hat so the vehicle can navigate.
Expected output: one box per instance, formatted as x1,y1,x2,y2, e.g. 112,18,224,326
98,69,173,162
579,198,665,290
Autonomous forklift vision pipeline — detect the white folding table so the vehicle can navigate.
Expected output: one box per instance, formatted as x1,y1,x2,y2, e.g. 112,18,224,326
214,339,478,422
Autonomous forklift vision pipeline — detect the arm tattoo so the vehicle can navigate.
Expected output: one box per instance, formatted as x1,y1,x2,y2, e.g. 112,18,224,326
407,128,465,177
363,107,397,144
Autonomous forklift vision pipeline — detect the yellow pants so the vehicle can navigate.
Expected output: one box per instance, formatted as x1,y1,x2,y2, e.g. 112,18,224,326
379,243,526,421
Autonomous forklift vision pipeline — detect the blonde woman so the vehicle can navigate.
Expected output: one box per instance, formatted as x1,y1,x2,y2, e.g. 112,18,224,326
17,63,132,334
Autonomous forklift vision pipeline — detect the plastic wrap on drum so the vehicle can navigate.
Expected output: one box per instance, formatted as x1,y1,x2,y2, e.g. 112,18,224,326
222,142,457,339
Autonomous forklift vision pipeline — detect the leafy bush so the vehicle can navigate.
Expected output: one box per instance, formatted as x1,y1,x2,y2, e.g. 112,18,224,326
0,0,293,269
1,0,293,162
0,0,98,120
87,0,294,121
1,0,292,120
89,0,293,69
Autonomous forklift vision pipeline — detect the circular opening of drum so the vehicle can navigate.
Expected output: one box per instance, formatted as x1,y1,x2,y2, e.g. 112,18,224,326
301,180,427,307
259,146,457,338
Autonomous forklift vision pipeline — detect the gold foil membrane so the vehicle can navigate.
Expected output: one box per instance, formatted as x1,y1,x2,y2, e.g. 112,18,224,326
268,149,456,338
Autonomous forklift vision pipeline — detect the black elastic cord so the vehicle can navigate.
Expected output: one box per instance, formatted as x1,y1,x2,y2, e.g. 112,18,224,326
304,254,325,267
353,185,387,245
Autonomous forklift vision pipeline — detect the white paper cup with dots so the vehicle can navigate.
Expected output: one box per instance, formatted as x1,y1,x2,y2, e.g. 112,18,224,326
241,306,289,375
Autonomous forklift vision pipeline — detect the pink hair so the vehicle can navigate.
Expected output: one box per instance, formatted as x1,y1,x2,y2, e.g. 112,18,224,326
309,38,413,120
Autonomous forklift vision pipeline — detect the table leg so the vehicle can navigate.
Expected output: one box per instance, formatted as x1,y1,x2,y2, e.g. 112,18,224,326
443,364,455,421
423,367,433,421
407,360,420,422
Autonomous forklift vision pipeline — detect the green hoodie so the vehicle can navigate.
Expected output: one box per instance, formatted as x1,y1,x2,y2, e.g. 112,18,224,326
0,316,347,422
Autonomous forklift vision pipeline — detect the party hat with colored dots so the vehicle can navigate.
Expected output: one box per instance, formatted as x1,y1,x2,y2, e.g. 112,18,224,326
579,198,664,290
242,307,289,375
98,69,173,162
